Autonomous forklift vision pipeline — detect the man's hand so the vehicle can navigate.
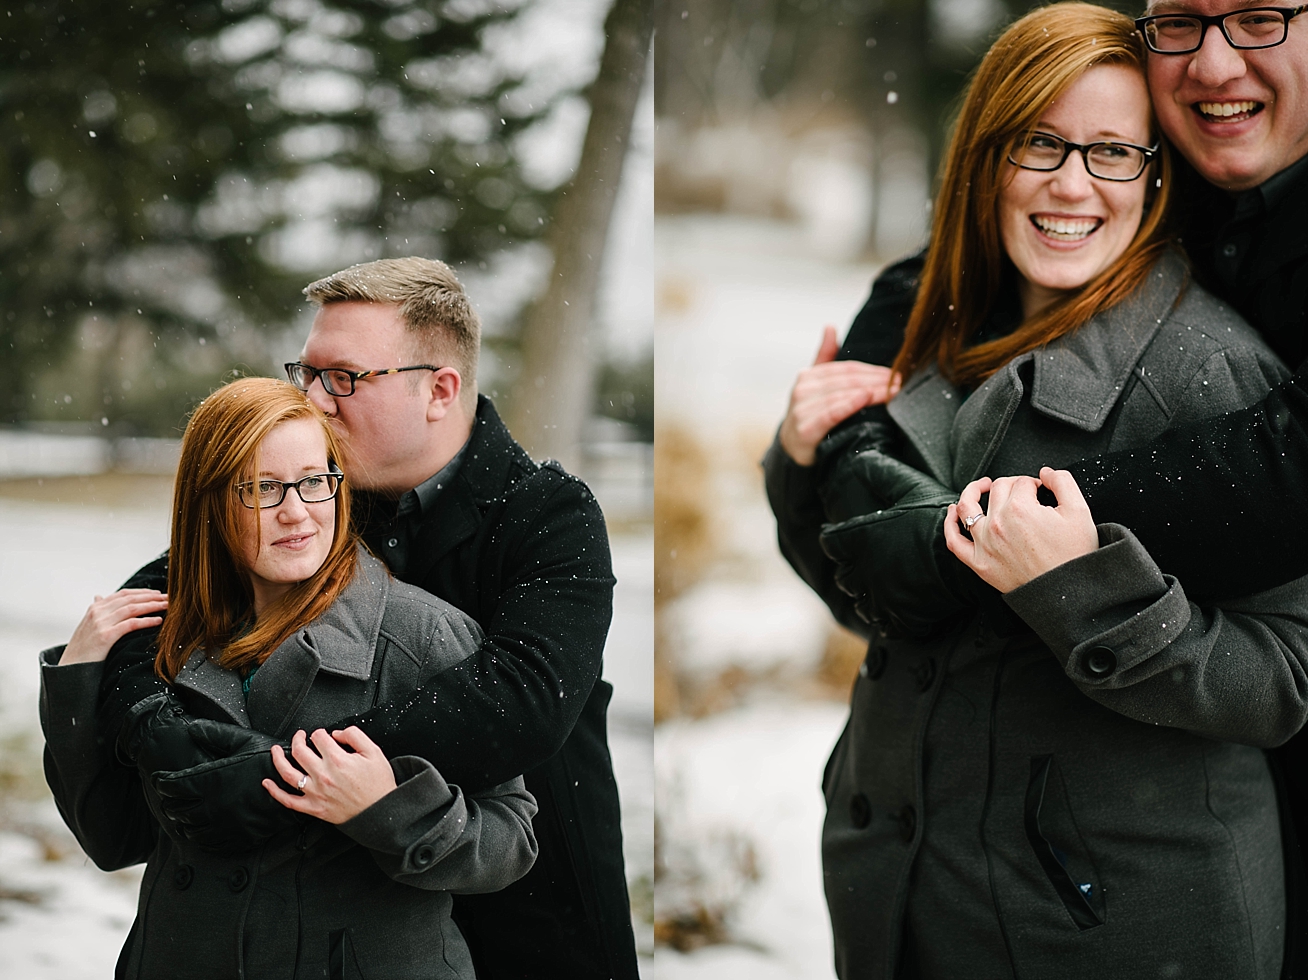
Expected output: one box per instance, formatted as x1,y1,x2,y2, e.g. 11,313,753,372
61,589,167,666
945,467,1099,593
778,326,900,466
150,719,301,851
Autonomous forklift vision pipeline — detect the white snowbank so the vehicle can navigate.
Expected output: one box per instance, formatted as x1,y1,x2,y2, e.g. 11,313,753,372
654,701,847,980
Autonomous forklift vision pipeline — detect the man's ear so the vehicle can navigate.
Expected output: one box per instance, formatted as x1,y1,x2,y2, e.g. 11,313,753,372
425,367,462,421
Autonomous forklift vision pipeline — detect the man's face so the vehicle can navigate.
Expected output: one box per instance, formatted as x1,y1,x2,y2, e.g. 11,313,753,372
300,302,433,492
1147,0,1308,190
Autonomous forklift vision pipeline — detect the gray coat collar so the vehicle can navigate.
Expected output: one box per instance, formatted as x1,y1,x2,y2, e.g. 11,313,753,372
174,545,390,736
888,249,1187,487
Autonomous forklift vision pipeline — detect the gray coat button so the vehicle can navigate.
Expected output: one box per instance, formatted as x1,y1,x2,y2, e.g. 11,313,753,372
1084,646,1117,676
414,844,436,868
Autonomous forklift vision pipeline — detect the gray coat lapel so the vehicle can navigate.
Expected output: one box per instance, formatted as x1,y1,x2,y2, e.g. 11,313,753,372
886,365,963,485
247,548,390,736
891,249,1188,489
1028,251,1185,431
173,546,391,738
175,652,250,727
950,355,1032,487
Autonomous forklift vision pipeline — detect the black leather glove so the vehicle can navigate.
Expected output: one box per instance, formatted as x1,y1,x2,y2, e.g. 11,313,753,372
819,450,980,638
151,720,302,853
117,692,216,774
814,416,902,524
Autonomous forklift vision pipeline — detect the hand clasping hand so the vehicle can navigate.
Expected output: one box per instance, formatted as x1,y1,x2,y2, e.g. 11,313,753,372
944,467,1099,593
264,727,398,825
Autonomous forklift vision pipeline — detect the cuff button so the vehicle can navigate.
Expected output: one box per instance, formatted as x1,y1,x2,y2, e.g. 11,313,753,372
1084,646,1117,676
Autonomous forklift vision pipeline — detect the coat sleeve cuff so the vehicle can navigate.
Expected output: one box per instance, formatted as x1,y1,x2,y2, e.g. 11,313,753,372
39,651,115,782
339,755,462,870
1004,523,1192,684
39,650,104,742
763,433,821,522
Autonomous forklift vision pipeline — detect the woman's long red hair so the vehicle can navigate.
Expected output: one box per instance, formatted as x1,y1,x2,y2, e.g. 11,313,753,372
155,377,357,682
891,3,1175,388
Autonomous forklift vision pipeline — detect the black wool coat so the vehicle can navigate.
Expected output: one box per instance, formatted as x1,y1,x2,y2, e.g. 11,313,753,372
94,397,637,980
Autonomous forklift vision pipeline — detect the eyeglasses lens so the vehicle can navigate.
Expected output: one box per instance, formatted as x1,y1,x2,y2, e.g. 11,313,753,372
321,370,354,396
285,363,355,396
1085,145,1145,179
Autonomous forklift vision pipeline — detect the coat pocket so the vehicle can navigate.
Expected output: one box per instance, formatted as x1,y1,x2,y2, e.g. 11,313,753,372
1024,754,1104,931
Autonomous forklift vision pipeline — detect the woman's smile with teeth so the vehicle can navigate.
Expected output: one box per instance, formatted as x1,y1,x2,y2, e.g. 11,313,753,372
1031,214,1102,241
1196,100,1261,120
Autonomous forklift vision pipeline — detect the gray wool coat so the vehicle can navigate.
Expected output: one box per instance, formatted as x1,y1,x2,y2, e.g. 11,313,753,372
820,251,1308,980
40,547,538,980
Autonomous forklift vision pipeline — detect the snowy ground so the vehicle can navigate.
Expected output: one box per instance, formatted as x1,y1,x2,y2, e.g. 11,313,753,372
0,481,653,976
652,214,881,976
652,702,846,980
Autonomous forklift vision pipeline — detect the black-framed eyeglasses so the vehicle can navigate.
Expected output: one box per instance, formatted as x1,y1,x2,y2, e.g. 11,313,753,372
235,469,343,509
1136,5,1308,53
1008,132,1159,181
284,362,441,397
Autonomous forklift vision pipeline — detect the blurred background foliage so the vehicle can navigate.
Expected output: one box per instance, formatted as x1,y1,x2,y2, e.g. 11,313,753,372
654,0,1138,260
1,0,650,440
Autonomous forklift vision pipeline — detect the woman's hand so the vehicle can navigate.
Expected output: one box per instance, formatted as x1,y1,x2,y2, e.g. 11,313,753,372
944,468,1099,593
59,589,168,665
778,326,901,466
263,727,397,825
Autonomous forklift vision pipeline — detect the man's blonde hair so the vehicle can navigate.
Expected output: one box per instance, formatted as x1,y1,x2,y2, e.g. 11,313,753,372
304,257,480,407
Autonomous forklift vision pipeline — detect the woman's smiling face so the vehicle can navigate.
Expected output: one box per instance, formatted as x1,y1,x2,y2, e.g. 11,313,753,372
239,416,336,616
998,63,1154,318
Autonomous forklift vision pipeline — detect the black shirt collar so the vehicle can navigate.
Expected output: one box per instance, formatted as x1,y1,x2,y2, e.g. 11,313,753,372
1226,153,1308,220
1259,154,1308,209
395,434,471,521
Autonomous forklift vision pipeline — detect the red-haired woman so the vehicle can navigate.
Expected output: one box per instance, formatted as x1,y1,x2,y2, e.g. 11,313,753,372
764,4,1308,977
40,377,536,979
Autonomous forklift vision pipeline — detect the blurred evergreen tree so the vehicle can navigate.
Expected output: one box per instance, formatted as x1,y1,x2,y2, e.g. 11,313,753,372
0,0,565,433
